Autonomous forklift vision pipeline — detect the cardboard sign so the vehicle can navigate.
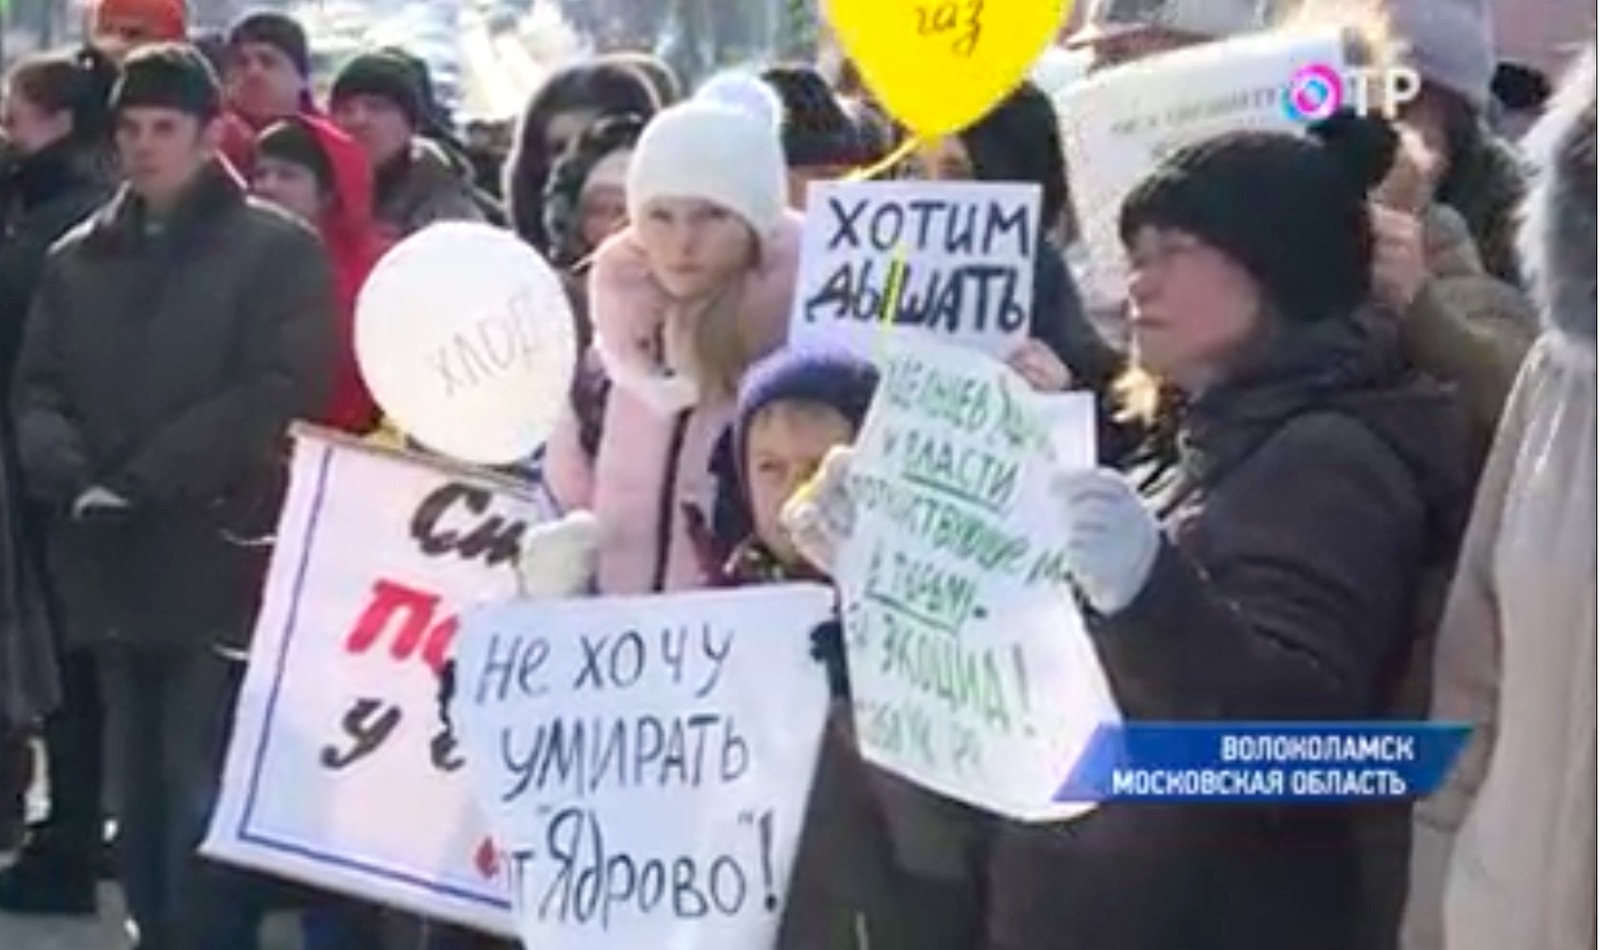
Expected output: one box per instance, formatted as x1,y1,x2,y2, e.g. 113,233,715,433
835,336,1120,821
204,427,557,935
790,180,1040,359
1055,30,1346,302
450,586,834,949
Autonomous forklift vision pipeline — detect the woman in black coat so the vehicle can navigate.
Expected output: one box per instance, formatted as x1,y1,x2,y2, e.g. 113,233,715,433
0,44,117,915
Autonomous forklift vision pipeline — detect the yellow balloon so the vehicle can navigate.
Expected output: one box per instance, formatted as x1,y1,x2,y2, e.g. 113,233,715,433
827,0,1071,138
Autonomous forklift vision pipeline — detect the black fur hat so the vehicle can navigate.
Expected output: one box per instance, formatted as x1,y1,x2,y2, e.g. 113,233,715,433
542,113,646,267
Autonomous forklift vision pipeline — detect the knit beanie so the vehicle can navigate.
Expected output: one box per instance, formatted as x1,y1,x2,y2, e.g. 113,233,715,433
543,112,646,265
627,71,788,237
257,117,334,192
89,0,187,42
1119,111,1396,322
1389,0,1496,110
762,64,866,168
228,9,312,78
959,81,1069,227
734,344,880,464
331,51,425,127
112,43,223,122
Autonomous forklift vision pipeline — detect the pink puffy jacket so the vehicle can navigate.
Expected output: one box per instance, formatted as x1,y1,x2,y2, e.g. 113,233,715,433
543,213,804,594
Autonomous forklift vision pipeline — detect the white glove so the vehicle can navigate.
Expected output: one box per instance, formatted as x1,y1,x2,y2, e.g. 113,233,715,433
72,485,131,521
780,446,857,575
517,510,601,600
1050,468,1161,615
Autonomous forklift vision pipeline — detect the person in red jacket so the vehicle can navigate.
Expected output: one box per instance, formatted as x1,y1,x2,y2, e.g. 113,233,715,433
251,115,392,433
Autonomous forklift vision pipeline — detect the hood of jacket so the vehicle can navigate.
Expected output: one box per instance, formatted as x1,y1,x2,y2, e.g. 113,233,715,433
1518,45,1596,351
299,115,379,245
1182,312,1472,561
588,211,804,410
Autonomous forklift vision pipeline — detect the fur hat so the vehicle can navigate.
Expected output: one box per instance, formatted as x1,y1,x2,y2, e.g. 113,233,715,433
112,43,223,122
1120,111,1395,322
228,9,311,78
627,71,788,237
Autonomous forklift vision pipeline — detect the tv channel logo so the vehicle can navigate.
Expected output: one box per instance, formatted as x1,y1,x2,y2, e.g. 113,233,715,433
1283,62,1422,122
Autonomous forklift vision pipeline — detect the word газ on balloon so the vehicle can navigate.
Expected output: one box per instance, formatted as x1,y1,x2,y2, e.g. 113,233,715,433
916,0,984,57
430,290,548,399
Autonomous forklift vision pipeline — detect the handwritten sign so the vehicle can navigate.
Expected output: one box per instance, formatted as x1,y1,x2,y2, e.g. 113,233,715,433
790,180,1039,360
914,0,983,56
835,335,1119,821
1055,29,1345,303
203,427,557,935
450,586,833,949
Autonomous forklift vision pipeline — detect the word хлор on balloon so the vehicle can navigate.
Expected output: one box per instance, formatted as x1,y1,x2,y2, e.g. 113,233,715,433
354,222,577,466
825,0,1071,138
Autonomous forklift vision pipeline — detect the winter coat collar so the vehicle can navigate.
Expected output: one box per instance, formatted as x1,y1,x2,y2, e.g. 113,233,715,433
1518,46,1596,356
6,142,104,213
83,158,246,254
589,212,804,414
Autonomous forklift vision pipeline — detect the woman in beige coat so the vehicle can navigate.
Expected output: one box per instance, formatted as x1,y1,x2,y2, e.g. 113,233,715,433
1404,45,1596,950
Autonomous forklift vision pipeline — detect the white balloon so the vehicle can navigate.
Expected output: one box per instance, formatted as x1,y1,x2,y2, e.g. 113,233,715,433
355,222,577,465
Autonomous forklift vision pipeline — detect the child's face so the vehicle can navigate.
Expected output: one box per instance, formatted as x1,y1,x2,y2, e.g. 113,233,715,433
746,401,856,570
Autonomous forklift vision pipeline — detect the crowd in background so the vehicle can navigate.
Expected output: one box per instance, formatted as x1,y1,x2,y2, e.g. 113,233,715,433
0,0,1588,948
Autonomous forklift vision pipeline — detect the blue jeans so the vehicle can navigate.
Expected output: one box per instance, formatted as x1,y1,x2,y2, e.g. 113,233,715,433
100,645,266,949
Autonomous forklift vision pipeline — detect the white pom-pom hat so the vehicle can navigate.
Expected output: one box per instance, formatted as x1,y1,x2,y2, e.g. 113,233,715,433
627,70,789,237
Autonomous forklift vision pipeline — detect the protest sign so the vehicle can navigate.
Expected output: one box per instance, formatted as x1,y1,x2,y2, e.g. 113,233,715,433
1055,30,1345,302
204,427,556,935
790,180,1039,359
834,336,1119,821
356,221,578,466
450,585,834,950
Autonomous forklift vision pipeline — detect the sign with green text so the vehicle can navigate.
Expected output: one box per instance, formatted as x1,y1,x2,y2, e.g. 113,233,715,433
835,336,1119,821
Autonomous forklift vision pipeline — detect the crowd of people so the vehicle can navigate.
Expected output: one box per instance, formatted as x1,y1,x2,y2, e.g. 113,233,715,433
0,0,1589,947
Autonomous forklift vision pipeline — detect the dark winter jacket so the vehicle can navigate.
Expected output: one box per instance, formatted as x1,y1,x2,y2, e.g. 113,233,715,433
11,160,336,651
0,143,112,392
983,313,1471,950
1032,238,1123,392
374,137,486,239
0,141,111,728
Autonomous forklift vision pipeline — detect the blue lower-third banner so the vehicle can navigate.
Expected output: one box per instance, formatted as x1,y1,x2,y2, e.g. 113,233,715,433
1055,723,1471,803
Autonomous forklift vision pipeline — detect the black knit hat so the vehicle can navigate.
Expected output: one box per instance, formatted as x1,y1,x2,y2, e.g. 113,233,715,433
228,9,311,78
1119,111,1398,323
959,81,1068,226
762,64,867,168
257,117,334,192
111,42,222,122
542,112,646,266
331,51,424,127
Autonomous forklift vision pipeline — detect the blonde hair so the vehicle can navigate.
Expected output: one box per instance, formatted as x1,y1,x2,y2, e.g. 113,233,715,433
659,238,763,403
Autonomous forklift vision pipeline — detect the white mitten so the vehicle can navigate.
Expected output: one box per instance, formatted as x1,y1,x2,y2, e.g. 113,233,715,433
517,510,601,600
631,373,700,418
780,446,858,575
72,485,131,521
1050,468,1161,615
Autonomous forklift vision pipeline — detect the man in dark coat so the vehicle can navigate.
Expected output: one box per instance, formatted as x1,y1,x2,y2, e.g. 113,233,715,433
10,43,335,949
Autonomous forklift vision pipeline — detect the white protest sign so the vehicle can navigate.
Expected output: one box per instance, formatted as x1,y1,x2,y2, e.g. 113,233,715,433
1056,30,1346,302
835,336,1119,822
356,221,578,466
790,180,1039,359
450,586,834,950
204,427,557,935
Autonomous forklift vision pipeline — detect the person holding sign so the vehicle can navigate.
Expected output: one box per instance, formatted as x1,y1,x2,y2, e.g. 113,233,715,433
789,113,1474,950
683,343,894,950
541,71,804,596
